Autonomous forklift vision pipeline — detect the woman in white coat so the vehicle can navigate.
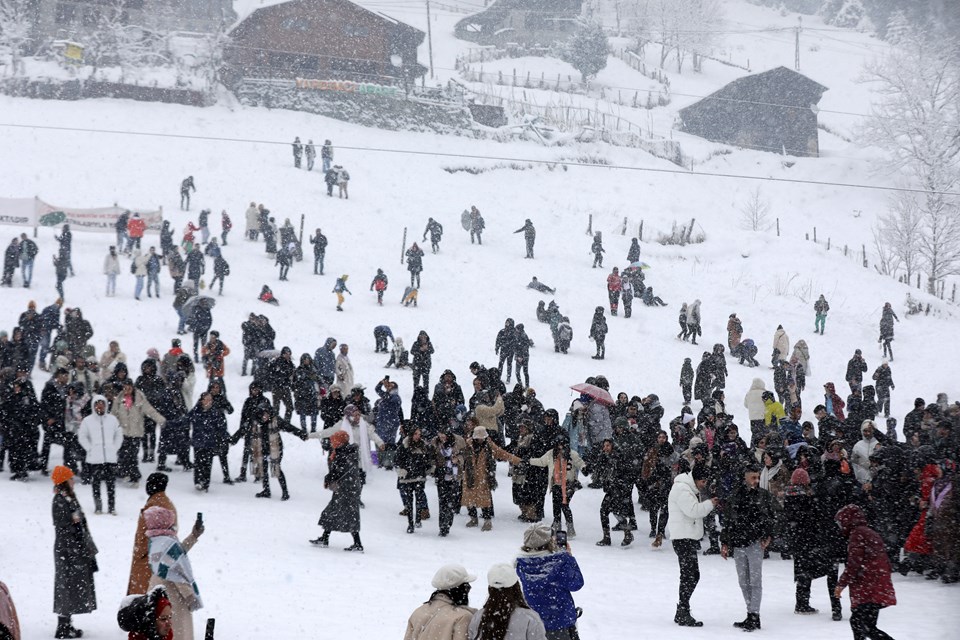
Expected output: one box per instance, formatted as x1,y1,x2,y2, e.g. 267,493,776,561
316,403,383,474
469,564,546,640
77,395,123,514
743,378,767,445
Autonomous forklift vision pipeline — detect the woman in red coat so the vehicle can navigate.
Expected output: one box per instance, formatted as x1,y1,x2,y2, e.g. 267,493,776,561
902,463,942,574
834,504,896,640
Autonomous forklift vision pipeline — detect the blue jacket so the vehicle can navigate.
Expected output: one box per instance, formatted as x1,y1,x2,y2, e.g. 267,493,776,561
315,338,337,382
189,406,229,450
374,382,402,444
515,551,583,631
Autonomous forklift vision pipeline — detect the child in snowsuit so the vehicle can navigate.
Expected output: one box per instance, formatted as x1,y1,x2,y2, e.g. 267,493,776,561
591,232,605,268
333,275,351,311
589,307,607,360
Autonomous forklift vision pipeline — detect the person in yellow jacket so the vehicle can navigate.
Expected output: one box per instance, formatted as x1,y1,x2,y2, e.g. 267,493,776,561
762,391,785,428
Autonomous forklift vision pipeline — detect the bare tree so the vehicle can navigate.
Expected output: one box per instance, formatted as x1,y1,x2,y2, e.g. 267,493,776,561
0,0,32,75
875,191,923,280
739,186,771,232
861,15,960,293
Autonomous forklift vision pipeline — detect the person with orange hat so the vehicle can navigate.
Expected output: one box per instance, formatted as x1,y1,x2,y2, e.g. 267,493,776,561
51,465,98,639
311,430,364,551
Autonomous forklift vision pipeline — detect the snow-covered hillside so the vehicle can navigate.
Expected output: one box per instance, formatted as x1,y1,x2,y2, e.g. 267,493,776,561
1,0,958,637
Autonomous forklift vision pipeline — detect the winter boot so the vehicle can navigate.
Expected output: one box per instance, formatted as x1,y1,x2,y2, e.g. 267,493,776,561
795,604,818,615
703,544,721,556
344,533,364,552
652,533,663,548
256,490,271,498
596,533,612,546
622,531,634,546
481,519,492,532
310,534,329,548
831,599,843,621
733,613,751,629
566,521,576,538
674,606,703,628
741,613,760,632
419,508,431,521
466,516,479,528
407,524,415,534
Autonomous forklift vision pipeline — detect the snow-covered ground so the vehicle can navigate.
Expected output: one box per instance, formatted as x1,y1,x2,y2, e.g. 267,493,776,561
1,0,959,637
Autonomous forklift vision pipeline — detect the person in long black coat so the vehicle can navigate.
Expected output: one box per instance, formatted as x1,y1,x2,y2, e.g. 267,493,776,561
52,469,97,638
783,467,842,619
293,354,321,432
252,401,307,500
231,381,266,481
693,353,713,406
3,375,39,479
312,433,364,551
410,331,434,390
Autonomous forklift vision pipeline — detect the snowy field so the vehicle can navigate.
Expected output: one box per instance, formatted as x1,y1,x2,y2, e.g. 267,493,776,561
2,0,960,636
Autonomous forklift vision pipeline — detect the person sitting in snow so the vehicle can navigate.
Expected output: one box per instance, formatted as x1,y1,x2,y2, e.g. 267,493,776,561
642,286,667,307
259,285,279,306
527,277,556,295
738,339,759,367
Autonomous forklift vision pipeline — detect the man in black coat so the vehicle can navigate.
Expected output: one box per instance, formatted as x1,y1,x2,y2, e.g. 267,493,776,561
310,228,327,275
184,246,205,289
136,359,168,463
720,464,776,631
55,225,73,276
495,319,518,384
845,350,868,393
39,368,71,473
422,218,443,254
190,303,213,363
902,397,925,443
814,405,844,451
514,219,536,259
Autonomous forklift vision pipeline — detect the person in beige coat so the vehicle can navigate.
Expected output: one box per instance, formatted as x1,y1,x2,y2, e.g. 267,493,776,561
462,425,520,531
113,379,166,486
98,340,127,383
474,390,504,439
405,564,477,640
127,472,177,595
772,325,790,365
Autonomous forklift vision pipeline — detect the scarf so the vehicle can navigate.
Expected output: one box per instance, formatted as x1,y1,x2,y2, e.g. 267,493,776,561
339,417,371,473
440,444,458,481
124,393,134,409
148,535,203,611
554,452,568,505
759,461,782,491
931,481,952,512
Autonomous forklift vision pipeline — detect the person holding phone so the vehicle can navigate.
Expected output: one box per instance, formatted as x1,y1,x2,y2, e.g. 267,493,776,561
145,506,205,640
514,524,583,640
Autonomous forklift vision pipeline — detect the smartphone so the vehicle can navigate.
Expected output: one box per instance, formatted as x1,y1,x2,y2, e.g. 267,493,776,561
204,618,215,640
196,512,203,526
555,530,567,547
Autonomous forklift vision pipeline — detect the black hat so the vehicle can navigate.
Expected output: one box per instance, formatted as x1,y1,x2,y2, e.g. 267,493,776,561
691,463,710,482
146,472,169,496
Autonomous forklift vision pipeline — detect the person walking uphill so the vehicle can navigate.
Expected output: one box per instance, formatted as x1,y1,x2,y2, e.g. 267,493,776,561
370,269,389,305
814,294,829,335
590,232,604,268
667,464,718,627
495,319,517,384
179,176,195,211
423,218,443,254
51,465,98,639
879,302,899,361
589,307,607,360
721,464,776,632
292,137,303,168
404,564,477,640
310,228,327,275
834,505,897,640
514,219,536,259
515,523,583,640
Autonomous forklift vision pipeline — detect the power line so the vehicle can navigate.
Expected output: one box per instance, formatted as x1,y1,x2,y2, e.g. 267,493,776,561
0,121,953,197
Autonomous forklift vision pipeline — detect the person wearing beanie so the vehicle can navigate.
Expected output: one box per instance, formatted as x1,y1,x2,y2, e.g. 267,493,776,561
77,394,123,515
404,564,477,640
666,462,719,627
783,466,843,618
51,465,97,638
118,585,174,640
468,563,546,640
515,524,582,638
460,421,521,531
144,506,204,640
311,427,364,551
835,505,897,639
127,472,177,595
251,400,308,500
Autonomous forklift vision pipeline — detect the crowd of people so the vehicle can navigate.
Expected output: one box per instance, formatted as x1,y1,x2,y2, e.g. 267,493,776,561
0,204,957,640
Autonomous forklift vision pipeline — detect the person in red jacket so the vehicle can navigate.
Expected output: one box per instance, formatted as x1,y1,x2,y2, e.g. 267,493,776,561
834,504,896,640
606,267,621,316
127,212,146,253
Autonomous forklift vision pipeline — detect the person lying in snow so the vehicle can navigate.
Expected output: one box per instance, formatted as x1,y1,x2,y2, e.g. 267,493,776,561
259,285,279,306
527,277,556,294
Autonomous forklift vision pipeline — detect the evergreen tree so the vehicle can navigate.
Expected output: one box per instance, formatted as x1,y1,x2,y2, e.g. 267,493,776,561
567,23,608,83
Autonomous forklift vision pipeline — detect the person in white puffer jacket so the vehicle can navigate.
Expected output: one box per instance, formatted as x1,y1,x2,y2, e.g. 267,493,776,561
666,464,719,628
77,395,123,514
850,420,880,485
743,378,767,445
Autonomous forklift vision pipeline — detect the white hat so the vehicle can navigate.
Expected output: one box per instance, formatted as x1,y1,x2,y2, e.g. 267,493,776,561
487,563,519,589
431,564,477,590
682,413,696,425
472,426,488,440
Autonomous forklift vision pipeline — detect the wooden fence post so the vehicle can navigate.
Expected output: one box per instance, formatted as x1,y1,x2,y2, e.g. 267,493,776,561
813,227,817,243
587,214,593,235
685,218,696,244
776,217,780,237
827,238,831,250
401,227,407,264
638,220,644,242
622,216,628,235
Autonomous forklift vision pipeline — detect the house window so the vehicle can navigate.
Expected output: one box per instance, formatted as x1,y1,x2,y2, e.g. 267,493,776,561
55,2,78,24
343,24,369,37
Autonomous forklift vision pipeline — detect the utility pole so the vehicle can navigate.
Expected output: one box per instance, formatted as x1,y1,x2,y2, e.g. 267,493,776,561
795,16,802,70
425,0,435,79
